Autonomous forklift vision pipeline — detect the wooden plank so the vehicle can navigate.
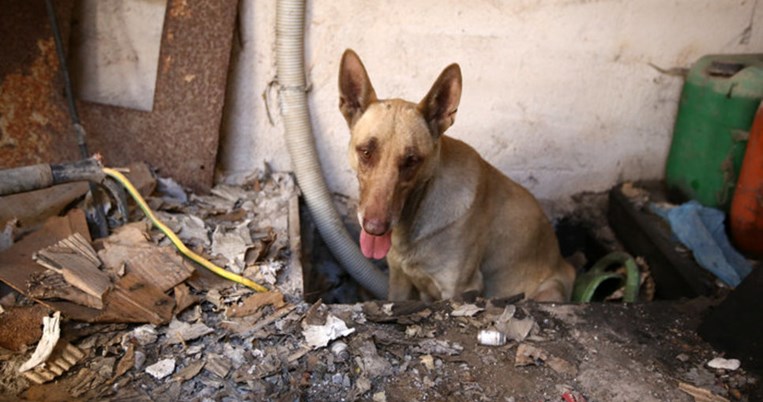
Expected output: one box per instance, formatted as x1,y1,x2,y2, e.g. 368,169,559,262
99,272,175,325
0,182,89,230
34,233,111,303
226,290,286,318
607,185,715,299
172,283,198,315
0,209,90,296
27,270,104,310
125,247,194,293
285,194,304,298
0,210,106,321
0,209,179,324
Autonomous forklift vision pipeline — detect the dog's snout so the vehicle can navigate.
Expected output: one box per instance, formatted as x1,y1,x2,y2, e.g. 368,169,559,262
362,218,389,236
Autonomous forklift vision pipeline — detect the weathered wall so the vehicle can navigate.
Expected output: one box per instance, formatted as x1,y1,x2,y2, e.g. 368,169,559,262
218,0,762,213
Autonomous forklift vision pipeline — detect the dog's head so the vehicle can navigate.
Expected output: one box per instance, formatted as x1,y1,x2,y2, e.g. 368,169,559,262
338,49,462,259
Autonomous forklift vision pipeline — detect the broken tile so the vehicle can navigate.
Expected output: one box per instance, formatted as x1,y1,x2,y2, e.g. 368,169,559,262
244,260,284,287
353,337,393,378
146,358,176,380
211,221,252,271
302,314,355,350
156,177,188,204
125,325,158,346
210,184,251,203
155,212,210,248
707,357,741,371
223,343,247,369
165,318,213,344
504,317,536,343
450,303,484,317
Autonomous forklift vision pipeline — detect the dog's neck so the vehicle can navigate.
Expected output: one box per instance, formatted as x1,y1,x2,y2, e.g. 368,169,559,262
394,136,479,245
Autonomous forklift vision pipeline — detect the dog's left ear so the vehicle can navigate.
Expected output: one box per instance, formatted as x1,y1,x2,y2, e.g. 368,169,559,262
418,64,462,138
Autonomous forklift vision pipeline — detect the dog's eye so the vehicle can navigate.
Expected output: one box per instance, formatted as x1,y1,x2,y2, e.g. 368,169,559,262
357,147,372,162
401,155,420,169
356,139,377,164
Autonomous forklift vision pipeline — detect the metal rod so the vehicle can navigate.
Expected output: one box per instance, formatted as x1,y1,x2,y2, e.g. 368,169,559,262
45,0,89,158
45,0,108,238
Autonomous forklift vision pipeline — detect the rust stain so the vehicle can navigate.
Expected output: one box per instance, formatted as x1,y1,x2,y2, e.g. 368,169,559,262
162,55,173,75
0,38,77,167
0,0,78,168
169,0,191,19
1,39,57,146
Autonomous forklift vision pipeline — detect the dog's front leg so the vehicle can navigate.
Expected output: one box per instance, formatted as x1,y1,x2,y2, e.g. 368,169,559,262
386,255,417,301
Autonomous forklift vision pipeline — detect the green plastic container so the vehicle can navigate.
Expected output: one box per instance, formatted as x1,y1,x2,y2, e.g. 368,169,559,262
665,54,763,210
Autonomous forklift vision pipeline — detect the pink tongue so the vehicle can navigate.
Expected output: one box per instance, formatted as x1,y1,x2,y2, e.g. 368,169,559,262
359,230,392,260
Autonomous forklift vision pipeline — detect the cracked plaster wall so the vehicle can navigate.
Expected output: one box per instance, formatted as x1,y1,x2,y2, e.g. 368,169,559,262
218,0,762,214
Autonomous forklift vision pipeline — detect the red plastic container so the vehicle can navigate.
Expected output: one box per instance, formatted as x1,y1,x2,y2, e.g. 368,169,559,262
730,102,763,257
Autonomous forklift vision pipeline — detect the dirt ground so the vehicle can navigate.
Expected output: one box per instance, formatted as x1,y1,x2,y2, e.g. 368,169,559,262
0,171,760,401
3,296,759,401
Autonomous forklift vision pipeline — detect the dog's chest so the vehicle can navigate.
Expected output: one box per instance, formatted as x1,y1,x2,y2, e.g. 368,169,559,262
391,243,464,300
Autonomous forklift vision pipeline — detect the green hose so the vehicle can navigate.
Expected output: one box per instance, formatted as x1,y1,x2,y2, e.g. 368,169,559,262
572,251,640,303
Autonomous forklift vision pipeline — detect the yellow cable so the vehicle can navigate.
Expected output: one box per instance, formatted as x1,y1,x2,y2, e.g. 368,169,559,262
102,167,268,293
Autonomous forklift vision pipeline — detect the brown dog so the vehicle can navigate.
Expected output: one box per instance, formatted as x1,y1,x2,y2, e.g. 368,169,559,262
338,49,575,302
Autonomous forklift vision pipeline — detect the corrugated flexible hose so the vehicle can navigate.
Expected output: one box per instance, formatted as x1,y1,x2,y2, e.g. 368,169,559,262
276,0,388,298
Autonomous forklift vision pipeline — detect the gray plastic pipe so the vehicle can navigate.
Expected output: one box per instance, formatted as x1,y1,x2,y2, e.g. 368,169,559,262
276,0,389,299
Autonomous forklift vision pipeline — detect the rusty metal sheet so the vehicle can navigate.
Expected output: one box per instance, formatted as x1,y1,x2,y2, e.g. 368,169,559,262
80,0,238,193
0,0,79,168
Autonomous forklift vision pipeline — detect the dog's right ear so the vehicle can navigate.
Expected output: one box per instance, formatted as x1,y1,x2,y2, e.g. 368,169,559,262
338,49,378,127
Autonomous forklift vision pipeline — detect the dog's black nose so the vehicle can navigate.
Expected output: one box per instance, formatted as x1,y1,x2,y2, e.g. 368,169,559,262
363,218,389,236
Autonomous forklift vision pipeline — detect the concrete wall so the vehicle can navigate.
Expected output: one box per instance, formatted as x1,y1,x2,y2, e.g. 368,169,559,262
218,0,762,214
